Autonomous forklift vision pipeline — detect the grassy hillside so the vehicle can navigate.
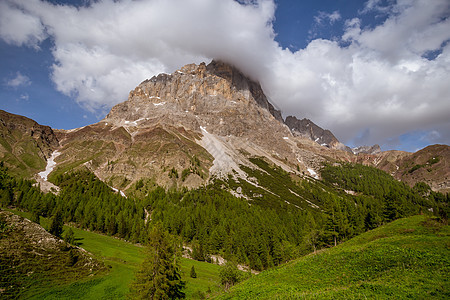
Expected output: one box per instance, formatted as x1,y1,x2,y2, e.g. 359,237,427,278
0,110,58,178
9,210,222,299
0,210,105,299
216,215,449,299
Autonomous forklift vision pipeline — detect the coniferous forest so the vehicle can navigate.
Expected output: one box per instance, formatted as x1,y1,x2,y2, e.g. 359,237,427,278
0,160,447,273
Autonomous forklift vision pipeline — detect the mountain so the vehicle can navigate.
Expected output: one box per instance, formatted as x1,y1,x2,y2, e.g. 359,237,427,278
386,144,449,193
285,116,350,151
53,60,333,191
0,60,448,299
352,144,382,155
0,61,448,194
0,110,59,178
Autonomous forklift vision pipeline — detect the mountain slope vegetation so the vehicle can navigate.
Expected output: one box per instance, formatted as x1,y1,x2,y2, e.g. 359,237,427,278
0,210,105,299
1,156,445,274
216,215,449,299
0,59,448,299
0,110,58,178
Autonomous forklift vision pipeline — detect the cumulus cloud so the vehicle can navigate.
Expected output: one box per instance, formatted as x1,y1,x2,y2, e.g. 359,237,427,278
0,0,277,113
5,72,31,88
0,0,47,49
0,0,449,148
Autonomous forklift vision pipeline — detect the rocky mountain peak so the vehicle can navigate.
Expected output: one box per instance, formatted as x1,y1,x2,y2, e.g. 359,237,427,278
206,60,283,122
285,116,350,151
105,60,285,136
352,144,382,155
93,60,302,186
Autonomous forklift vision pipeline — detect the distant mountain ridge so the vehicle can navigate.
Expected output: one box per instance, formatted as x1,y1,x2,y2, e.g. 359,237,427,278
352,144,382,155
284,116,351,151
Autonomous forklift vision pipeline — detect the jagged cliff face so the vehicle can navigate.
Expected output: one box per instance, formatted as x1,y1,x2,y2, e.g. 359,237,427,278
105,60,288,146
352,144,382,155
53,61,332,190
285,116,350,151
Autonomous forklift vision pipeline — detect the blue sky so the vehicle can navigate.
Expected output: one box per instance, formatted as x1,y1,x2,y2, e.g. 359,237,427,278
1,0,449,152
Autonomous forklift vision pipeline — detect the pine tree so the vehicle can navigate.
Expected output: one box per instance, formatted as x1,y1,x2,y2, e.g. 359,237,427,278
49,210,64,238
190,266,197,278
129,224,185,299
30,209,40,224
63,227,75,244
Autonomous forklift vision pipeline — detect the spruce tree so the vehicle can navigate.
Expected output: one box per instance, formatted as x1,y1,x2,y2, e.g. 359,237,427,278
63,227,75,244
129,224,185,299
49,210,63,238
190,266,197,278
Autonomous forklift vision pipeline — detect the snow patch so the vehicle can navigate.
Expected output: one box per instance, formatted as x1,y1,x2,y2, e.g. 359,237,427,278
307,168,319,179
111,187,127,198
38,151,60,181
283,137,289,140
200,126,209,134
153,102,166,106
315,138,319,142
304,198,320,209
284,199,302,210
124,118,146,126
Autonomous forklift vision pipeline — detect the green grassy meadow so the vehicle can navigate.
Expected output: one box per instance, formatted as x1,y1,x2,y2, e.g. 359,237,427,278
216,215,449,299
9,210,222,299
9,211,449,299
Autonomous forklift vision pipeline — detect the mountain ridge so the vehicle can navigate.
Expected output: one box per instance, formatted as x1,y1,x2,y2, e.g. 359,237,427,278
0,61,448,193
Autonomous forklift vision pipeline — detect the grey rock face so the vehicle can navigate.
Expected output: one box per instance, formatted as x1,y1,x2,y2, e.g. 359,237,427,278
351,145,382,155
285,116,350,151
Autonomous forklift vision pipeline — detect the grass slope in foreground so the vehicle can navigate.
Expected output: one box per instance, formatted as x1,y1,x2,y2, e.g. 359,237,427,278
217,215,449,299
10,210,222,299
38,227,222,299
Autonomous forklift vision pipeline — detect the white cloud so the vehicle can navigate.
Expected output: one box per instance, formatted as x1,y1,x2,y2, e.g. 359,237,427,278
19,93,29,101
0,0,449,148
314,10,341,25
0,1,47,49
5,72,31,88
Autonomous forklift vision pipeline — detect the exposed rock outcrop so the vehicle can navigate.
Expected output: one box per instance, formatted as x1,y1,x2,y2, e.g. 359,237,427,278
52,60,329,188
352,144,382,155
285,116,350,151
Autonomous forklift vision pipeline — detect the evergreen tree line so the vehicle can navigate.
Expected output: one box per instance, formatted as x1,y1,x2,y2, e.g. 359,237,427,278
0,162,446,272
0,167,149,244
321,163,448,221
